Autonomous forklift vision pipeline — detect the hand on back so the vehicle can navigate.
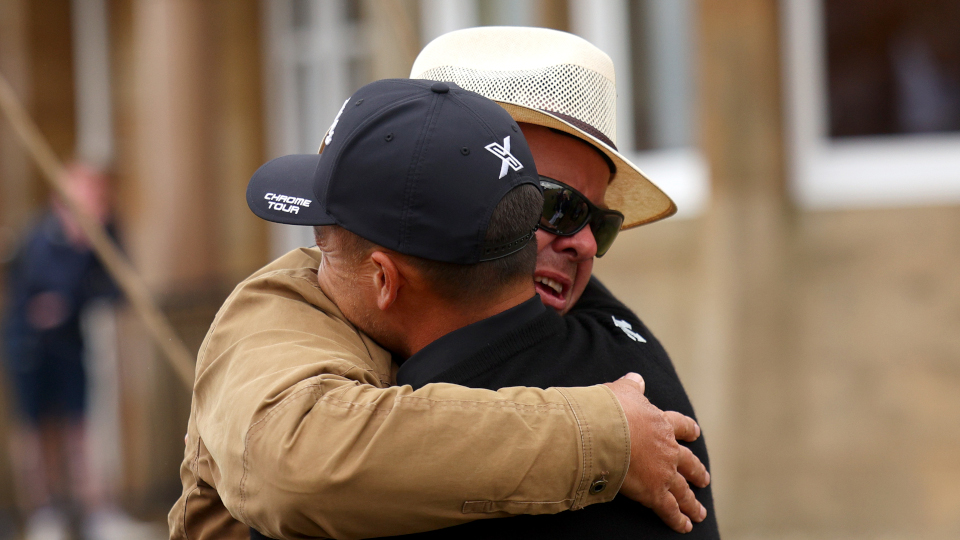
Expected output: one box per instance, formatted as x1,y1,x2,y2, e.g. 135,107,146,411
604,373,710,533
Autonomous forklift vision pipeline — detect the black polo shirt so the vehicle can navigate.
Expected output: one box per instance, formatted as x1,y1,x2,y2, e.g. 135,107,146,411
395,294,546,386
383,277,719,540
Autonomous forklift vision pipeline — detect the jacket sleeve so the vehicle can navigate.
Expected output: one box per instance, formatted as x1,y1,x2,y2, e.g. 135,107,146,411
192,271,631,540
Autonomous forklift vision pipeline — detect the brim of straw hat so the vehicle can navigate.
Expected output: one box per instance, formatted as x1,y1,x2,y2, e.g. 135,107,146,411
497,101,676,230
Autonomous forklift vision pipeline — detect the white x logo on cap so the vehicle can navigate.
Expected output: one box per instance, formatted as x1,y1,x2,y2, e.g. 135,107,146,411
485,136,524,179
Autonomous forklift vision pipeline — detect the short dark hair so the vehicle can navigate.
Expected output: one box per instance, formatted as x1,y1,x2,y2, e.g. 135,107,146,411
315,184,542,304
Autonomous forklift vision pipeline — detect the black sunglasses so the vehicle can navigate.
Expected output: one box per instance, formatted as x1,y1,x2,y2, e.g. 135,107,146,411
539,177,624,257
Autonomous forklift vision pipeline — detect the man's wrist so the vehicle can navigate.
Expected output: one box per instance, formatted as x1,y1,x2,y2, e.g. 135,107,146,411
555,385,631,509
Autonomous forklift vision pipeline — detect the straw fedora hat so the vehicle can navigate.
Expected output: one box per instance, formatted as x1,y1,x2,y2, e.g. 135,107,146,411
410,26,676,229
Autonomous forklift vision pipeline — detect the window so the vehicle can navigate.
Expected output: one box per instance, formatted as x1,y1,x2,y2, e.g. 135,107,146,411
825,0,960,138
628,0,697,151
783,0,960,208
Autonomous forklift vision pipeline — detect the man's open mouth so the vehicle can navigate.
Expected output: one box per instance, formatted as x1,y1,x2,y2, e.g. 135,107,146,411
534,275,564,300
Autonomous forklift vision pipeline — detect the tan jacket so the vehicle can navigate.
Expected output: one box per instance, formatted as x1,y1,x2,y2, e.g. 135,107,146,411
168,248,630,540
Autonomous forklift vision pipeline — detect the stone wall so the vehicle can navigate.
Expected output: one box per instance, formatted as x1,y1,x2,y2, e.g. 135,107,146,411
594,204,960,538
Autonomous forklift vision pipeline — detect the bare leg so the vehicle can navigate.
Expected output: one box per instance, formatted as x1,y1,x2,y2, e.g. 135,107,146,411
8,423,50,513
65,418,103,513
10,421,69,540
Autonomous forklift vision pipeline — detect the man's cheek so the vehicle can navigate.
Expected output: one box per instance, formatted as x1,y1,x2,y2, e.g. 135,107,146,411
565,260,594,312
534,230,553,254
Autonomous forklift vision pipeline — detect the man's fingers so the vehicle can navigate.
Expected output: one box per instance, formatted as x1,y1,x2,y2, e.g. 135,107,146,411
621,372,645,394
663,411,700,442
671,471,707,524
677,446,710,488
603,374,647,408
652,492,692,534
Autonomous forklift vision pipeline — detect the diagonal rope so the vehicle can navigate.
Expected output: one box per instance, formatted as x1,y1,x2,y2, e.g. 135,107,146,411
0,71,195,389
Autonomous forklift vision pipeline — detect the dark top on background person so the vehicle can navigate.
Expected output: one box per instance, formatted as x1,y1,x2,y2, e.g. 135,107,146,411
3,212,117,424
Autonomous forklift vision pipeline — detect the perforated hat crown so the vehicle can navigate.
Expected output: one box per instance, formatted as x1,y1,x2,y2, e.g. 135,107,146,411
411,26,676,229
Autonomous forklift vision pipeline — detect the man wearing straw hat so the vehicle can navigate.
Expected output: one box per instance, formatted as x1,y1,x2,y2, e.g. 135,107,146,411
401,26,720,538
170,78,710,540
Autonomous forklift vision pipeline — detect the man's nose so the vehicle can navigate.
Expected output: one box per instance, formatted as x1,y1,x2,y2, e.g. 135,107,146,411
550,226,597,261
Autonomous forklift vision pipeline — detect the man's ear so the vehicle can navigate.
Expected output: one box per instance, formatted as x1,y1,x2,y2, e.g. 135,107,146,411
369,251,404,311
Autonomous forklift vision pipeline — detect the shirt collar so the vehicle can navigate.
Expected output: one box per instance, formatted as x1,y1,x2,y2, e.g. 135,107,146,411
395,294,545,388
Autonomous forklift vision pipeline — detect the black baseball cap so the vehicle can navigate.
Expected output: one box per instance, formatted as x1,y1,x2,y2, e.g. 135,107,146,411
247,78,540,264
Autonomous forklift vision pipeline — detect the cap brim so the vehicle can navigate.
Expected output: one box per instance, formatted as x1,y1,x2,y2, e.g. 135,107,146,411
497,102,677,230
246,154,336,226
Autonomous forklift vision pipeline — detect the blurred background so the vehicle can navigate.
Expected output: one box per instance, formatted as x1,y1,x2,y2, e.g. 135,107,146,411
0,0,958,539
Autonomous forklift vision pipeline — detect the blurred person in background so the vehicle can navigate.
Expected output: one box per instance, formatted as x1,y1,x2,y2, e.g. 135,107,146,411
1,163,121,540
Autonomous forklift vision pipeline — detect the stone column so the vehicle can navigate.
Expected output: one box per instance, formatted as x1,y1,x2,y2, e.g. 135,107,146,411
696,0,795,532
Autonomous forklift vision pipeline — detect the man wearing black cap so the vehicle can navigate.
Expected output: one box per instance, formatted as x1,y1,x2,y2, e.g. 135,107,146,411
169,79,708,540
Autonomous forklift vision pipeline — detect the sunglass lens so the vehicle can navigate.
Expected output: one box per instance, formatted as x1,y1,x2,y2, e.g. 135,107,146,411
541,186,589,234
592,212,624,257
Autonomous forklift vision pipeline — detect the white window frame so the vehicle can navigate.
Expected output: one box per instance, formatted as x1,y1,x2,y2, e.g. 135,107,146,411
782,0,960,209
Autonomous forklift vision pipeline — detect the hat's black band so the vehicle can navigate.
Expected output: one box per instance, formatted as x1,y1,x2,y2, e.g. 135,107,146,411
479,225,539,262
546,110,617,152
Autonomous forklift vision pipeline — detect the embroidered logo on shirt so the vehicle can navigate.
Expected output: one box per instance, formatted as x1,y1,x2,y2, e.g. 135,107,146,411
612,316,646,343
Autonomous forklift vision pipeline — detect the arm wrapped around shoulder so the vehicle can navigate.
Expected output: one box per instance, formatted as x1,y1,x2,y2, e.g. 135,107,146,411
227,371,628,539
192,267,629,539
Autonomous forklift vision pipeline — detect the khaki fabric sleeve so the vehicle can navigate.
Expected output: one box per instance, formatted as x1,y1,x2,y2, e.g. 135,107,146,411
169,405,250,540
194,264,629,540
